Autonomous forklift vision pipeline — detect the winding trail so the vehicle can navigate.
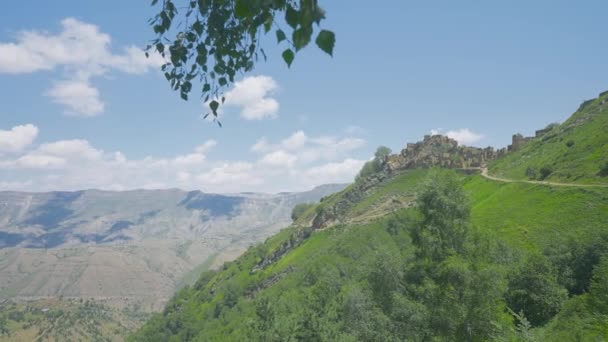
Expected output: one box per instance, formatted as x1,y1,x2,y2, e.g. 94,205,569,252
479,168,608,188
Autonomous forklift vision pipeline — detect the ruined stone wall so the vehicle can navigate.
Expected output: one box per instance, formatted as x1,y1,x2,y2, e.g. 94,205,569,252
383,134,502,172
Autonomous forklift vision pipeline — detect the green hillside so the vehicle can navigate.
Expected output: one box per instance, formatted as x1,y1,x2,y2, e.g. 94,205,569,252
129,94,608,341
489,91,608,184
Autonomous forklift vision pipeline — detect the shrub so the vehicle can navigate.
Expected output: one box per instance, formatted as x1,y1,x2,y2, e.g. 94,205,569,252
525,167,537,179
356,146,392,182
539,166,553,180
599,161,608,177
291,203,315,221
565,140,575,147
506,255,568,326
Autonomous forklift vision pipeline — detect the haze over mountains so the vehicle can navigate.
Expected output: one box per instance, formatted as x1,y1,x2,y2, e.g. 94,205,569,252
0,184,345,310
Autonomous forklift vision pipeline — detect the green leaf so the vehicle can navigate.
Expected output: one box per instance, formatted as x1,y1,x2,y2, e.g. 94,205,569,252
202,83,211,92
263,13,273,33
282,49,295,67
218,77,227,86
285,6,299,29
235,0,250,18
192,20,203,36
209,100,219,113
293,27,311,51
276,29,287,43
315,30,335,56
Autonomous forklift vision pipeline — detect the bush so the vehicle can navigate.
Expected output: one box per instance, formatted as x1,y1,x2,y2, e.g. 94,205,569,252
506,255,568,326
356,146,392,182
539,166,553,180
291,203,315,221
599,161,608,177
565,140,575,147
589,256,608,314
525,167,537,179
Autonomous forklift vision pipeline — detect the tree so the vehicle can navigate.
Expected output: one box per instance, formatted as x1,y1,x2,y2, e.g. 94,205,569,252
411,171,470,261
539,166,553,180
147,0,335,120
589,256,608,314
374,146,392,160
506,255,568,326
405,171,508,340
356,146,392,181
599,161,608,177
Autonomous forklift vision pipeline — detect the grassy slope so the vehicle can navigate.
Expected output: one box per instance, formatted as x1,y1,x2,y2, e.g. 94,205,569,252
466,176,608,252
489,91,608,184
130,168,608,341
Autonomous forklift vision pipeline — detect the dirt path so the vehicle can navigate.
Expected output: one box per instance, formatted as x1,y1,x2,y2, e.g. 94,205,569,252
480,168,608,188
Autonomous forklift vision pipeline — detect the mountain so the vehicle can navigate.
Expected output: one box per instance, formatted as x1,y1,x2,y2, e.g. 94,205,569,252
0,184,346,311
130,92,608,341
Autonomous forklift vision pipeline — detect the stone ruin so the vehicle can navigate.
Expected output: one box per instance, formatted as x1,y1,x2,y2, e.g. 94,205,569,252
383,132,536,173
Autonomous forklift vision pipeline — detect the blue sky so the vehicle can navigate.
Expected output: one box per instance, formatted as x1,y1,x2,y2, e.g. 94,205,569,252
0,0,607,192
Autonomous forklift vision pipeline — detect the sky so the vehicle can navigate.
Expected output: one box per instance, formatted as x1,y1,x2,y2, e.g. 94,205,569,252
0,0,607,193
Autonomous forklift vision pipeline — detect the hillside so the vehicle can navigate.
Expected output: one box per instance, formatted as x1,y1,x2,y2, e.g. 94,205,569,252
0,185,345,341
130,95,608,341
489,90,608,184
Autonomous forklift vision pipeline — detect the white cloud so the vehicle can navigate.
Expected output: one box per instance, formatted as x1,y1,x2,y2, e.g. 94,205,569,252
45,80,104,117
280,130,307,150
303,158,367,184
0,124,38,153
430,128,484,145
259,150,297,168
15,154,67,169
173,153,206,166
0,18,163,116
224,76,279,120
37,139,103,160
251,137,271,153
194,140,217,154
0,126,366,193
196,162,262,187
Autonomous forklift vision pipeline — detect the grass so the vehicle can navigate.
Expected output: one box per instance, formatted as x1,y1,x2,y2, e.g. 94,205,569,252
489,92,608,184
465,175,608,252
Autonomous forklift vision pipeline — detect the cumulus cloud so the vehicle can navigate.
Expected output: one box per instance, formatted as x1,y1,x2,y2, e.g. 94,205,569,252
37,139,103,160
430,128,484,145
0,18,163,116
281,131,307,150
303,158,367,184
45,80,104,116
224,76,279,120
0,124,38,153
0,126,366,193
259,150,297,168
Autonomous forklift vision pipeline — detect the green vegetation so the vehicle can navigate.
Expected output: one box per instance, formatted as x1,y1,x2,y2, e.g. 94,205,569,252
489,91,608,184
356,145,392,182
290,202,315,221
0,299,149,342
130,165,608,340
128,95,608,340
148,0,334,119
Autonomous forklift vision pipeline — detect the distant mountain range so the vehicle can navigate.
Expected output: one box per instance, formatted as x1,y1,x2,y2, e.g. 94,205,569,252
0,184,346,310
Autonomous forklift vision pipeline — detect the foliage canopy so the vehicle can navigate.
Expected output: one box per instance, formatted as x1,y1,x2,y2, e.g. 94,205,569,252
147,0,335,121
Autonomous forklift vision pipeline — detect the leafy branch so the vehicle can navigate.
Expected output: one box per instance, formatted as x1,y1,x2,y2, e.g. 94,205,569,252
146,0,335,124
